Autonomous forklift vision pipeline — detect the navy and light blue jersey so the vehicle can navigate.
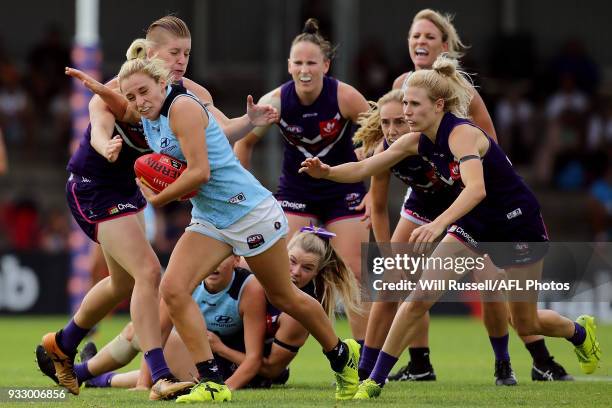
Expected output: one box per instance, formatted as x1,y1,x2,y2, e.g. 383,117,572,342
142,84,271,228
418,112,541,226
277,76,365,199
67,121,150,185
192,268,252,342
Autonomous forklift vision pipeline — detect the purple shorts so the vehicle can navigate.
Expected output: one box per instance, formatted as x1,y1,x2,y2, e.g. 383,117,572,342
66,173,146,242
275,189,365,225
447,208,549,268
401,188,455,225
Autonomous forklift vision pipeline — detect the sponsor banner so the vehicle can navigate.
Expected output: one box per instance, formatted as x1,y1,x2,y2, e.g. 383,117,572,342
0,252,70,314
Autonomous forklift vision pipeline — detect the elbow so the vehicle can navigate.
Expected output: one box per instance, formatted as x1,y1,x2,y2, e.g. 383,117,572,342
474,184,486,202
191,167,210,185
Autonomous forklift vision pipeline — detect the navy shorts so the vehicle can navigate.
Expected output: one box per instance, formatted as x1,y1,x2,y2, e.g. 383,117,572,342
275,189,366,225
448,208,549,268
401,188,455,225
65,173,146,242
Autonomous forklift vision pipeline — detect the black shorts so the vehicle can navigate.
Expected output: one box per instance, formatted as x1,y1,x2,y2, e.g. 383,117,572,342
66,173,146,242
448,210,549,268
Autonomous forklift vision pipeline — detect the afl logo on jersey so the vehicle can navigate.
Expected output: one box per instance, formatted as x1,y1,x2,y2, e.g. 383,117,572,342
319,119,340,139
285,125,303,134
160,138,170,148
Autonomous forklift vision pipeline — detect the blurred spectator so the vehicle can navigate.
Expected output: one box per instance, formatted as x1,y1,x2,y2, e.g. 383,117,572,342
0,198,40,250
587,161,612,241
152,201,192,253
587,95,612,150
494,81,535,164
354,39,393,100
0,61,34,149
26,24,70,111
535,73,589,188
0,127,7,175
39,207,70,253
545,73,589,120
549,39,600,95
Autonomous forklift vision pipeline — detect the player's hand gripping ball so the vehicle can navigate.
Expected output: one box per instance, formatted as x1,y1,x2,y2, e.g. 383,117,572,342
134,153,198,200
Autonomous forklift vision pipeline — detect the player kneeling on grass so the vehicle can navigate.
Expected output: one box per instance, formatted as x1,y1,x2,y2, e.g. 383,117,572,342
37,228,362,396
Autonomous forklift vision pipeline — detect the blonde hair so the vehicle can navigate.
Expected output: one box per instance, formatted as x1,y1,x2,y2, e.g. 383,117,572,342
291,18,337,61
405,54,473,118
118,58,171,91
353,89,404,156
126,38,148,60
410,9,468,59
288,232,361,318
124,16,190,61
147,15,191,43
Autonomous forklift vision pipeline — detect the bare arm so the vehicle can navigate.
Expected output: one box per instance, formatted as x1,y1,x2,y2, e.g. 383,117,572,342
140,98,210,207
299,132,420,183
392,72,409,90
259,314,309,379
65,68,140,124
410,126,488,246
469,89,497,143
369,144,391,241
233,90,279,167
338,82,370,123
218,279,266,390
88,95,123,161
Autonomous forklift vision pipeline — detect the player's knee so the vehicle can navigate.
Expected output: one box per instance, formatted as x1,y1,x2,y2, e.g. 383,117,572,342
403,301,430,317
121,322,135,341
513,319,540,336
134,258,161,287
160,276,186,306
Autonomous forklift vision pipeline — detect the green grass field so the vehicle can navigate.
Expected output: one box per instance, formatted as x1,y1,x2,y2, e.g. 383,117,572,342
0,315,609,407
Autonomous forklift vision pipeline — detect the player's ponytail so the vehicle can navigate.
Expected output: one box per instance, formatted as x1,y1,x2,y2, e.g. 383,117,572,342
405,54,473,119
291,18,337,61
125,38,148,61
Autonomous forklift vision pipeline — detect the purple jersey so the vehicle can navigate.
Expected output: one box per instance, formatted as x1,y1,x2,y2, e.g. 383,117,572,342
418,112,541,227
67,121,150,185
278,76,365,199
383,138,458,198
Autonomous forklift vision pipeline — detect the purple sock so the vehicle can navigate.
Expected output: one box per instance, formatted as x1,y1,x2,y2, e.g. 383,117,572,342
87,372,116,388
144,348,171,383
358,346,381,380
568,322,586,346
57,320,90,355
370,351,398,386
489,334,510,362
74,362,93,383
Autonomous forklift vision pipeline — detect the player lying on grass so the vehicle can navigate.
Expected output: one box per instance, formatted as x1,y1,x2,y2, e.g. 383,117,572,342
37,228,361,392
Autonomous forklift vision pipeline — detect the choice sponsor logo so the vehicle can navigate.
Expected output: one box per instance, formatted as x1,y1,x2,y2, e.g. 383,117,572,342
278,200,307,211
447,225,478,247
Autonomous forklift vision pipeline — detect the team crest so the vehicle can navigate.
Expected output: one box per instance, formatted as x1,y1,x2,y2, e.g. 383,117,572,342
319,118,340,139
